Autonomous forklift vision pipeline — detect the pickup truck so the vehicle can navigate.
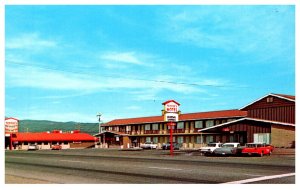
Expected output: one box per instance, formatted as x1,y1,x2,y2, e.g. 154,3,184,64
199,142,223,155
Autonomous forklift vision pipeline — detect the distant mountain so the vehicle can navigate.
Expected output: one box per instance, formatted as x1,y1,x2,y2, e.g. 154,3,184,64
19,120,100,135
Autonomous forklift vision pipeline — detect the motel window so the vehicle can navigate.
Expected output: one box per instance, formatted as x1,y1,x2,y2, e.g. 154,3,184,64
195,121,203,128
205,120,214,128
37,142,42,145
109,127,112,131
185,136,190,143
227,119,235,122
206,135,213,143
152,124,159,130
24,142,28,145
221,119,227,124
177,122,184,129
146,137,151,142
44,142,48,145
177,136,183,143
145,124,151,131
196,136,203,144
126,125,131,132
153,137,158,143
63,141,68,145
267,97,273,103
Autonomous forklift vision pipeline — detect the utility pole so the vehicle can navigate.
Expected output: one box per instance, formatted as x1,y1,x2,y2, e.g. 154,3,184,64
97,113,102,147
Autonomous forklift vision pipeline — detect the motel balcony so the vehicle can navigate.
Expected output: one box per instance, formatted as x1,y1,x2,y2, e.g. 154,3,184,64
144,130,160,134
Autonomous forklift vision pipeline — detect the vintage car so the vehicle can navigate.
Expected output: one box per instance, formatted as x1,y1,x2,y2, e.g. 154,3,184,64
213,142,241,156
27,144,38,151
264,144,275,153
140,142,158,149
241,143,273,156
52,144,62,150
162,142,182,150
199,142,223,155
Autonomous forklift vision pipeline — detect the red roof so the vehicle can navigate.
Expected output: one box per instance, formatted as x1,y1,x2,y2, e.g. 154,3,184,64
5,117,19,121
272,93,295,100
11,132,97,142
102,109,247,126
162,100,180,105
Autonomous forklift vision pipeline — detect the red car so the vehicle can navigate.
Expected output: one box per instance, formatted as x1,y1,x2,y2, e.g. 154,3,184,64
241,143,272,157
52,144,62,150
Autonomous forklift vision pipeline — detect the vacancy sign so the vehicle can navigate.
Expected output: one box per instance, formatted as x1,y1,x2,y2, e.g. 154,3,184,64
164,112,179,122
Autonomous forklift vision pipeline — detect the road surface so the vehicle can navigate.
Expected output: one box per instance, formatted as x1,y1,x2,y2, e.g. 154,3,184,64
5,149,295,184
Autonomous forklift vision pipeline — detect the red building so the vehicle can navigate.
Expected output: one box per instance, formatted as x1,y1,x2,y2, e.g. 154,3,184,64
8,130,97,150
99,93,295,148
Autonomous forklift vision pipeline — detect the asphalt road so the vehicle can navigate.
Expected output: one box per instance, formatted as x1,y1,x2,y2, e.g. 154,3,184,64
5,149,295,184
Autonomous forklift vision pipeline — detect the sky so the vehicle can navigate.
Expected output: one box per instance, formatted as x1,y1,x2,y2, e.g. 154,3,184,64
4,5,295,123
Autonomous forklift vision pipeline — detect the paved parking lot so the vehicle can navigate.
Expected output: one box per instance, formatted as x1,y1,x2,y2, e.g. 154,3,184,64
5,148,295,184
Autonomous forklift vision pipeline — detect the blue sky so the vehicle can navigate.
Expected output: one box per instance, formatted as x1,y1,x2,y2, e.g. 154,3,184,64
5,5,295,123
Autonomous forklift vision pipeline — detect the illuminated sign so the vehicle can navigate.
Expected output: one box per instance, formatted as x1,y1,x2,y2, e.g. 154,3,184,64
164,113,179,122
162,100,180,122
5,118,19,135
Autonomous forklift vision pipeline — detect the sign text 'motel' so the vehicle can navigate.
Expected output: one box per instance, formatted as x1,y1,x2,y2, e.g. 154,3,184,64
162,100,180,122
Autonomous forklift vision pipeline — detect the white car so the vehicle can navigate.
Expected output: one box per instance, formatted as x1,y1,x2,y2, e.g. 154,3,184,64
200,142,223,155
213,142,241,156
28,144,38,151
140,142,158,149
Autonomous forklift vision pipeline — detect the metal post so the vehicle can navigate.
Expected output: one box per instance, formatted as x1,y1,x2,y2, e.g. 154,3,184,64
97,113,102,148
169,122,174,156
10,133,13,150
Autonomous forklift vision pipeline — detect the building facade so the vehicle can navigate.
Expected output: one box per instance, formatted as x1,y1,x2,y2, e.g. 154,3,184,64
100,93,295,149
8,130,97,150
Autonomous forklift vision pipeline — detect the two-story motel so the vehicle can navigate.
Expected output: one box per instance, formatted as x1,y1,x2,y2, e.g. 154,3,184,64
97,93,295,149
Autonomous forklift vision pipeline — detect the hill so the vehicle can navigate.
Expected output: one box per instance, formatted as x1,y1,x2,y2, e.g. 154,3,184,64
19,120,99,135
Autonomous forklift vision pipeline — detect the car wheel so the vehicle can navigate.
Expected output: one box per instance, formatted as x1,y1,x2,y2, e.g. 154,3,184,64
259,152,263,157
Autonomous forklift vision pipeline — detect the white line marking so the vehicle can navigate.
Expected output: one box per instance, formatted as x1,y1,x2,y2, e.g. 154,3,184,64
59,160,86,163
222,173,295,184
243,174,264,177
148,166,183,171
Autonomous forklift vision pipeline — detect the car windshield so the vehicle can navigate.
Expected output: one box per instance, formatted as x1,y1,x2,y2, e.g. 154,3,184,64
246,144,256,148
222,144,234,148
207,143,216,147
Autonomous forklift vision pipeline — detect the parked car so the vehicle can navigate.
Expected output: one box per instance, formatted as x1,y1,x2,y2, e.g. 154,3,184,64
52,144,62,150
200,142,223,155
264,143,275,153
241,143,273,156
140,142,158,149
27,144,38,151
213,142,241,156
162,142,182,150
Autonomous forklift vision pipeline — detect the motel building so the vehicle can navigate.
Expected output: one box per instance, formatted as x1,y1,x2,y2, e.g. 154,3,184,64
96,93,295,149
5,117,97,150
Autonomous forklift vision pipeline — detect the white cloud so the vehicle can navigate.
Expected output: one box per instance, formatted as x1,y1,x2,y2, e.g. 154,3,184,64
126,106,141,111
162,6,294,58
100,51,142,65
6,33,57,51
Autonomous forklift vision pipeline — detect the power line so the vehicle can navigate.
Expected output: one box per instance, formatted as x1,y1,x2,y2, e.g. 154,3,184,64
6,60,244,89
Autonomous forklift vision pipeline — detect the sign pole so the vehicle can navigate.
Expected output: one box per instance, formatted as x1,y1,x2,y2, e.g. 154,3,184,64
10,133,13,150
169,122,174,156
